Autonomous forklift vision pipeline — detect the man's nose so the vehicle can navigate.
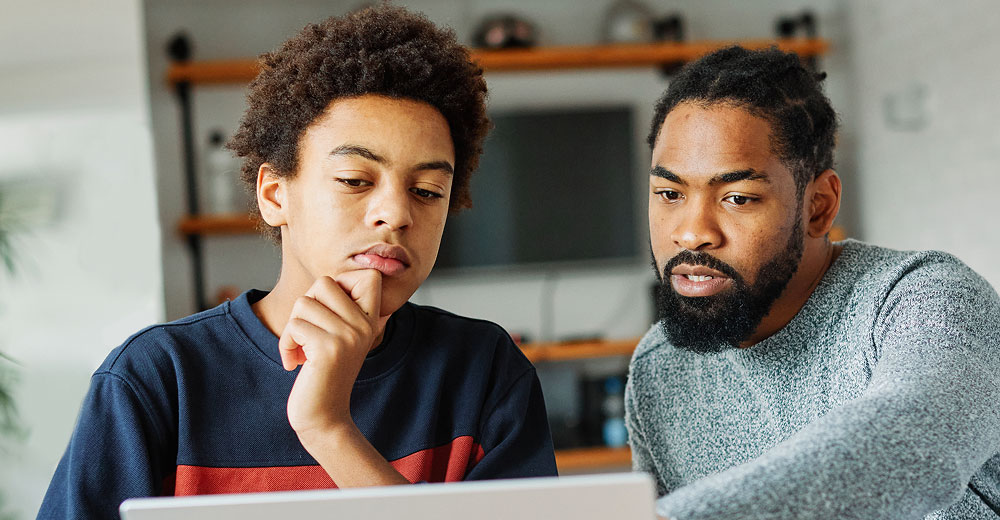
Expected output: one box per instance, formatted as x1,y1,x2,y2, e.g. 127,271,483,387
670,202,722,251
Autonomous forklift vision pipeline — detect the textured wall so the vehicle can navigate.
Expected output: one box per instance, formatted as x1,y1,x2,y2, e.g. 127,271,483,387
846,0,1000,288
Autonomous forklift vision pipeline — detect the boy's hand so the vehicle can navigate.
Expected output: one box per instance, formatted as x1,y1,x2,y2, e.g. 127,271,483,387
279,269,388,439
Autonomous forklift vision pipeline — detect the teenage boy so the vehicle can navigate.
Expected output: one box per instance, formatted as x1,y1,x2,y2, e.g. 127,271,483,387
39,6,557,518
628,46,1000,519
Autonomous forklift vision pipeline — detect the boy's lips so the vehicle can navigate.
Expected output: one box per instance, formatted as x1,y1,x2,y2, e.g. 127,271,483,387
670,264,731,297
352,244,411,277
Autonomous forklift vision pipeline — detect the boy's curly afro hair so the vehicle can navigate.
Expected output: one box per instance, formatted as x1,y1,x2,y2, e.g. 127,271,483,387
228,4,490,242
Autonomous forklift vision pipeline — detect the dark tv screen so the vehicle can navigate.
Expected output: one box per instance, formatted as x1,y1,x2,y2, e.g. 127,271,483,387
435,106,637,270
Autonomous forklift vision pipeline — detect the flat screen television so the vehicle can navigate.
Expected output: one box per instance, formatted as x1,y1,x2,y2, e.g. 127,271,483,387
435,106,638,270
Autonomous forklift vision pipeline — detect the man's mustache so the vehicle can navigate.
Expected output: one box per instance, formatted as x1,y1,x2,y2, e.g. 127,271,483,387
661,250,741,282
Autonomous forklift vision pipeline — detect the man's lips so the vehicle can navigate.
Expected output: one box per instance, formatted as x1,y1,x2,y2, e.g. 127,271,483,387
670,264,731,297
352,244,411,277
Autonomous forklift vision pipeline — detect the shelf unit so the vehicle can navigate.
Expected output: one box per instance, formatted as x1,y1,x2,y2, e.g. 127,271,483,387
177,212,256,236
169,39,830,303
519,337,639,364
167,37,828,471
519,338,638,473
167,38,828,85
555,446,632,473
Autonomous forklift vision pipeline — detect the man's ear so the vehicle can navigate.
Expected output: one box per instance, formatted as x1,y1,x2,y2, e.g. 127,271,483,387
806,169,841,238
257,163,288,227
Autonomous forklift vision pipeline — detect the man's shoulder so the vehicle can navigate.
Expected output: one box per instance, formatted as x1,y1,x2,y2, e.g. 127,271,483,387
629,322,691,373
828,241,999,358
632,323,668,361
837,239,977,282
834,240,995,303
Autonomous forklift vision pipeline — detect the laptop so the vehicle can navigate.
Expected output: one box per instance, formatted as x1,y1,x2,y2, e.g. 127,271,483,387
119,472,656,520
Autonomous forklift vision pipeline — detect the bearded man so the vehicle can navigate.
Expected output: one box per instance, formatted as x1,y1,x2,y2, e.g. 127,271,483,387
627,46,1000,519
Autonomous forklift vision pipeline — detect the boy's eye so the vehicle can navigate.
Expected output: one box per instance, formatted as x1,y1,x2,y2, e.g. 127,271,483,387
411,187,443,199
338,178,369,187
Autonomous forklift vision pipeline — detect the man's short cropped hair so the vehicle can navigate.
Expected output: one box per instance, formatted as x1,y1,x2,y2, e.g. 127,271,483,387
228,5,490,241
647,46,838,194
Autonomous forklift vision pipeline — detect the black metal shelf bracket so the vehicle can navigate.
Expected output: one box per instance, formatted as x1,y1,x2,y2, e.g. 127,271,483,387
168,33,208,311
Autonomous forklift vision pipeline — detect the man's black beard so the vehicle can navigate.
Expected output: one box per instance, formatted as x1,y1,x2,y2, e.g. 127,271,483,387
651,218,804,353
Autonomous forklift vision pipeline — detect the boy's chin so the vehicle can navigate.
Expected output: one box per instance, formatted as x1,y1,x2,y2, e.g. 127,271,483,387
379,286,418,316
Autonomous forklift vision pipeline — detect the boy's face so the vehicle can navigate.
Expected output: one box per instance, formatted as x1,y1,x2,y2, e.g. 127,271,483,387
269,95,455,317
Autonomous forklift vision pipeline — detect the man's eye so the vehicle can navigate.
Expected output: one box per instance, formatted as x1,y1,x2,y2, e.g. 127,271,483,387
411,187,443,199
657,190,681,201
724,194,753,205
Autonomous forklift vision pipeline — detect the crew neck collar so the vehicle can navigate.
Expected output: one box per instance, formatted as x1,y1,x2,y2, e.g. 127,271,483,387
228,289,414,381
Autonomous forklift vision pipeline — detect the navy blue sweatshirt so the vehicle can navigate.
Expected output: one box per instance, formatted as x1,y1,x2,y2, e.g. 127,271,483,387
39,290,557,518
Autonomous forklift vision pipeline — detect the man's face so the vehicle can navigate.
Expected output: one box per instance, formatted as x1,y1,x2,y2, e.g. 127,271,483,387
648,102,805,352
276,95,455,317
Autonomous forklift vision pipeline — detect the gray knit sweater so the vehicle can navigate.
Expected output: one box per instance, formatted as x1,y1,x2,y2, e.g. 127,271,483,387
626,240,1000,519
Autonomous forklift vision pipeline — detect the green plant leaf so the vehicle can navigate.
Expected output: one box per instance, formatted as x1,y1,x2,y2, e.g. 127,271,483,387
0,190,14,276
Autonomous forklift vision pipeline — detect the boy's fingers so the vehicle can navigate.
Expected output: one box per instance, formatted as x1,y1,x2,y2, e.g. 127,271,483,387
334,269,383,320
278,325,304,371
279,317,336,370
303,276,368,330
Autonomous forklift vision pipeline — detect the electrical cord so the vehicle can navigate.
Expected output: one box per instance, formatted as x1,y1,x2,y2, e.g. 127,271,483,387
540,270,558,342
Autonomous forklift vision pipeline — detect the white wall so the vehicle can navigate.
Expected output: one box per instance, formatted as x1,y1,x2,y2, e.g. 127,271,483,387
0,0,163,517
845,0,1000,288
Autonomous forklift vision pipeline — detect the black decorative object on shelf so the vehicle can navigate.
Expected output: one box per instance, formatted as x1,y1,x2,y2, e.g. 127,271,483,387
579,371,630,448
775,11,816,38
653,13,686,76
473,14,538,49
166,32,192,62
653,13,684,42
775,11,818,71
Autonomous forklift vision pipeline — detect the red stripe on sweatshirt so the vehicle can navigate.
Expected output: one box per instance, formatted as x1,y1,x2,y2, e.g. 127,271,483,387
172,436,485,495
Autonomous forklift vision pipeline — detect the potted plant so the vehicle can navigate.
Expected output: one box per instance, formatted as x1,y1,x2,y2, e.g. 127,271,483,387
0,187,19,427
0,188,22,519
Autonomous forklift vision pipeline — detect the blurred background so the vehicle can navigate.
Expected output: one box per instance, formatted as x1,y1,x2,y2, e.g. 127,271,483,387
2,0,999,516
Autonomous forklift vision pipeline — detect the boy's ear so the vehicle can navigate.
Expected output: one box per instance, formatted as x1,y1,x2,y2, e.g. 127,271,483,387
806,169,842,238
257,163,287,227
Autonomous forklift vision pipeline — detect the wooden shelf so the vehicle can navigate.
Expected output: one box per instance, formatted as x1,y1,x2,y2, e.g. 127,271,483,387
178,213,256,236
519,338,639,364
829,224,847,242
555,446,631,472
472,38,827,72
166,38,828,85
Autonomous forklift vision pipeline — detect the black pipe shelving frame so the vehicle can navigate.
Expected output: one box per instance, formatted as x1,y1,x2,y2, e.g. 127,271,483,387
168,34,208,311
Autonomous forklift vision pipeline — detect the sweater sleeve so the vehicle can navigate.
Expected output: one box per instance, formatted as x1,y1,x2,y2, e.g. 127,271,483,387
654,259,1000,520
37,372,169,520
464,364,558,480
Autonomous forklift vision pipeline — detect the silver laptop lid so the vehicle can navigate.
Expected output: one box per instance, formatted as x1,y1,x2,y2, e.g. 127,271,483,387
120,472,656,520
